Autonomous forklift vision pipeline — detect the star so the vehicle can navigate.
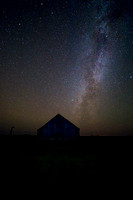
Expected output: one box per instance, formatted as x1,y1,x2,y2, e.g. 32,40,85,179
51,11,54,16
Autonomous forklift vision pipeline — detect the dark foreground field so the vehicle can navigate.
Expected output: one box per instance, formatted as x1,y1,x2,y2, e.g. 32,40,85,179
0,135,132,187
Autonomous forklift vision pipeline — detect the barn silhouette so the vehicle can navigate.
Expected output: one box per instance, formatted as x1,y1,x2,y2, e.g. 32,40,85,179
37,114,80,140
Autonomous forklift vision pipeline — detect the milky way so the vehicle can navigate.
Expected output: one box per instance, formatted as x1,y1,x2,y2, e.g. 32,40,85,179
73,1,113,124
73,0,133,134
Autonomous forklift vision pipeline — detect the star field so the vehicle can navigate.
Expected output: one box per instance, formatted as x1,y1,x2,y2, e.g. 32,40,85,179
0,0,133,135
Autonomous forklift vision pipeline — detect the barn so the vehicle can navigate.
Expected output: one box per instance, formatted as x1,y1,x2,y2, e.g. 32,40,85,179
37,114,80,140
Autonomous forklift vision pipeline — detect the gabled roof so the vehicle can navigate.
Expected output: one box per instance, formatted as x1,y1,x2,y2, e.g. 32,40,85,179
37,114,80,131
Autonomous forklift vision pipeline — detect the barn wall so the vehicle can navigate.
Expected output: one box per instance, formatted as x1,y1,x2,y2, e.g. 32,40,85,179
37,116,80,140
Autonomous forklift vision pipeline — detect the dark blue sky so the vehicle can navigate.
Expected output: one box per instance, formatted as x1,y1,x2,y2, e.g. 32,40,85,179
0,0,133,135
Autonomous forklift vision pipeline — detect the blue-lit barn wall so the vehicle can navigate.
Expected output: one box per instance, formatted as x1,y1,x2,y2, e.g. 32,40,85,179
37,117,79,140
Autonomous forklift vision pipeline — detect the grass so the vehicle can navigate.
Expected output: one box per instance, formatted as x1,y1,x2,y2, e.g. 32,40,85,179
0,135,132,184
12,150,109,183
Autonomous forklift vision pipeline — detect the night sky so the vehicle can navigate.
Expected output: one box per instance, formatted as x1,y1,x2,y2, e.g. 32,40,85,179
0,0,133,135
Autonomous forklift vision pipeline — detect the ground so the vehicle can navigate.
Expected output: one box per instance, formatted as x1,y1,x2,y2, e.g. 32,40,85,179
0,135,132,186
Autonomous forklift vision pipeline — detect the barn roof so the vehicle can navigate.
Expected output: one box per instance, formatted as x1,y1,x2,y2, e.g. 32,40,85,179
37,114,80,131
